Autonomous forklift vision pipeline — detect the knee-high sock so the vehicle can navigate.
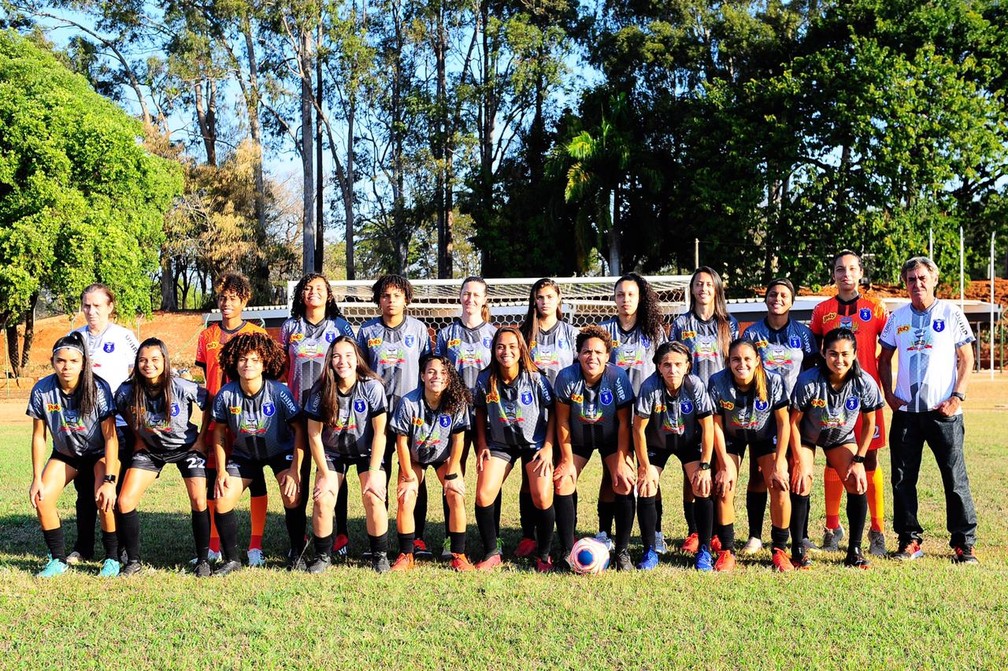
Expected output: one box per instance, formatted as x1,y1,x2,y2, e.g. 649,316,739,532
554,494,576,556
638,496,657,551
824,466,843,530
867,467,885,533
284,506,306,555
519,490,536,540
191,509,210,563
598,499,615,537
494,489,504,537
746,490,767,540
655,485,664,533
72,474,97,557
790,493,809,559
682,498,695,535
214,509,239,562
535,504,556,561
207,499,220,553
847,492,868,552
414,478,428,540
119,509,141,562
694,496,713,549
475,504,498,560
335,478,349,536
249,495,268,550
614,493,635,553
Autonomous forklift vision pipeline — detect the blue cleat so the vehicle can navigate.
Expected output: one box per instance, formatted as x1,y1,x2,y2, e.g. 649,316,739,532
695,545,714,572
636,547,659,571
99,558,121,577
37,558,69,578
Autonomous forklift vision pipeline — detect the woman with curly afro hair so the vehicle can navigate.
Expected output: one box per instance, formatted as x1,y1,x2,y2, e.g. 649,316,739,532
209,333,306,575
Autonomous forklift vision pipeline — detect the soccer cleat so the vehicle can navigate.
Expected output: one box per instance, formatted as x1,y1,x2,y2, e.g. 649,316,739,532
791,554,813,570
36,558,69,578
475,553,503,571
213,560,243,577
713,550,736,572
654,531,668,554
951,545,979,565
193,560,212,578
65,550,86,566
636,547,659,571
332,533,349,557
450,553,476,572
535,557,554,573
868,530,887,557
208,549,222,563
680,532,699,555
371,553,391,574
441,538,453,562
390,553,416,572
247,548,265,567
741,537,763,555
286,549,308,572
821,525,844,552
695,546,714,572
771,548,794,572
893,539,924,561
99,558,121,578
514,537,537,559
802,537,820,553
615,549,633,572
119,548,128,565
710,535,723,553
413,539,433,561
119,560,142,577
307,554,332,574
594,531,615,553
844,547,871,569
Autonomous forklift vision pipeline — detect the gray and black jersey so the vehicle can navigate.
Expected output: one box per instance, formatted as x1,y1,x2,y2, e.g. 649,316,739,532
553,362,633,451
281,316,355,407
435,318,496,391
528,321,579,385
634,372,714,453
670,312,739,384
741,318,817,395
304,378,388,460
211,380,301,460
115,376,207,455
27,375,116,457
389,388,468,465
357,316,431,408
598,317,666,393
474,368,554,451
791,368,884,448
707,369,788,444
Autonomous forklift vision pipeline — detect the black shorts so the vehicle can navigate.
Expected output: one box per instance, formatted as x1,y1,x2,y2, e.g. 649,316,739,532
572,442,618,461
225,450,295,480
488,445,544,467
131,449,207,479
325,454,387,476
725,438,776,460
49,450,102,474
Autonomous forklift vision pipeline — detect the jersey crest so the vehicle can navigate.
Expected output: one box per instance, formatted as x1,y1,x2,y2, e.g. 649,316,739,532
353,399,367,413
845,397,860,411
103,342,115,353
599,389,613,406
263,402,276,417
438,414,452,428
859,308,872,321
680,400,694,415
933,319,945,333
755,399,769,412
405,335,416,348
520,391,534,406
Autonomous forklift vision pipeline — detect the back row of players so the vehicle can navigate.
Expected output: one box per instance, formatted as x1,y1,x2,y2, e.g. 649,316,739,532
27,252,959,576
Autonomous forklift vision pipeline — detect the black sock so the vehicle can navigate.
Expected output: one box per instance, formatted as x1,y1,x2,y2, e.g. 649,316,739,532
101,529,119,562
718,522,735,551
655,486,664,533
368,532,388,557
694,496,714,549
449,531,466,555
554,494,576,556
284,506,306,555
215,509,239,562
42,526,66,563
746,490,768,539
790,493,810,559
314,533,332,558
414,479,428,541
535,504,555,561
770,525,789,552
119,509,141,562
598,500,615,537
72,471,96,557
519,489,536,539
682,498,696,535
192,509,210,562
335,479,349,536
398,531,415,557
494,488,504,536
638,496,657,551
803,497,811,541
614,493,635,553
442,494,451,536
297,450,312,518
475,504,498,559
847,492,868,553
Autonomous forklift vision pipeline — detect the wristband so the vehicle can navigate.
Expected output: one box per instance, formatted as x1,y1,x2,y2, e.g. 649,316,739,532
445,473,459,481
103,474,117,484
851,455,865,464
698,462,711,471
951,391,965,402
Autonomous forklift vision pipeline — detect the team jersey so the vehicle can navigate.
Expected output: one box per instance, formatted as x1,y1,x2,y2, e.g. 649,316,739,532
809,294,888,382
115,377,207,455
435,318,497,391
741,318,817,394
304,378,388,459
474,368,554,451
280,316,355,406
707,369,788,444
634,372,714,453
670,312,739,384
389,388,468,465
791,368,884,448
211,380,301,460
74,323,139,427
196,321,267,396
879,299,974,414
553,362,634,450
599,317,666,393
27,375,116,457
528,321,579,385
356,316,431,408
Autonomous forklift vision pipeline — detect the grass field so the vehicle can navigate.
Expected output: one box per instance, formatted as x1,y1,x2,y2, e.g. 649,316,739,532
1,379,1007,670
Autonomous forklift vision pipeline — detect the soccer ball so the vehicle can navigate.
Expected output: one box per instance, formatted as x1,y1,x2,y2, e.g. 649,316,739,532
568,537,610,575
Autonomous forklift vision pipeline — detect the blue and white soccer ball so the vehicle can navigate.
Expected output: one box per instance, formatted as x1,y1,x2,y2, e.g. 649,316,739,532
569,537,610,575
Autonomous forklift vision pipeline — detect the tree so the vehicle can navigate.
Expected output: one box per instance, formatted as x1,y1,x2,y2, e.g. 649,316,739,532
0,30,182,374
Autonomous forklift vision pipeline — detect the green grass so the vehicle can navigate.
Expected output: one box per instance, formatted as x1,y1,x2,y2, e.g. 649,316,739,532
1,412,1007,670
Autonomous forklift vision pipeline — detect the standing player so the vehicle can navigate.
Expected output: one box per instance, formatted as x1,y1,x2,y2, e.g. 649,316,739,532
356,275,431,557
195,272,270,566
435,276,497,559
670,267,738,554
28,333,120,577
740,278,816,554
210,333,306,576
809,251,889,556
280,273,355,558
69,284,139,565
597,273,666,551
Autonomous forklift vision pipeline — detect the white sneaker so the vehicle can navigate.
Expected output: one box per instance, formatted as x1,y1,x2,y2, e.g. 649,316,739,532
593,531,614,553
247,548,265,567
868,530,887,557
654,531,668,555
740,537,763,555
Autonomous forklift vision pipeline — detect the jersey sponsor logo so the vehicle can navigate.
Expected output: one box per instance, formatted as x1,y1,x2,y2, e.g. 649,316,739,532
229,406,242,415
753,338,769,349
325,331,337,342
755,399,769,412
845,397,860,411
353,399,367,413
719,400,734,411
448,338,462,349
368,337,382,348
46,403,61,413
681,330,697,340
263,402,276,417
599,389,614,406
438,414,452,428
823,311,838,324
290,333,305,343
520,391,534,406
810,398,827,409
170,403,181,417
103,342,115,353
679,400,694,415
789,336,802,348
932,319,945,333
897,325,911,335
570,393,584,403
612,338,622,347
859,308,872,322
412,417,425,427
207,341,221,350
486,391,500,403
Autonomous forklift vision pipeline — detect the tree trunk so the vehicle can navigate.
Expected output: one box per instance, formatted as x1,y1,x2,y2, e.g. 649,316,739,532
20,292,37,370
160,253,177,310
5,324,20,378
194,78,217,166
315,20,325,273
301,29,316,275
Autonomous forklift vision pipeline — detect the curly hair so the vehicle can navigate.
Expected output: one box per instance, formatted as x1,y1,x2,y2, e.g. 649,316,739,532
51,332,98,418
688,266,733,359
214,271,252,302
314,336,382,426
487,326,539,400
576,324,614,354
219,332,286,382
420,353,472,417
614,273,665,342
291,272,346,321
126,338,174,433
728,338,768,403
520,278,564,346
372,274,414,305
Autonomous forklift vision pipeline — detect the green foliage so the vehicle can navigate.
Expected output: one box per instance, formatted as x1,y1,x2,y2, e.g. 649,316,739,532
0,30,181,321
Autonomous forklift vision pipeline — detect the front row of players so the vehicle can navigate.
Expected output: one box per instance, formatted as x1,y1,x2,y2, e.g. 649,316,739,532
29,319,882,576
